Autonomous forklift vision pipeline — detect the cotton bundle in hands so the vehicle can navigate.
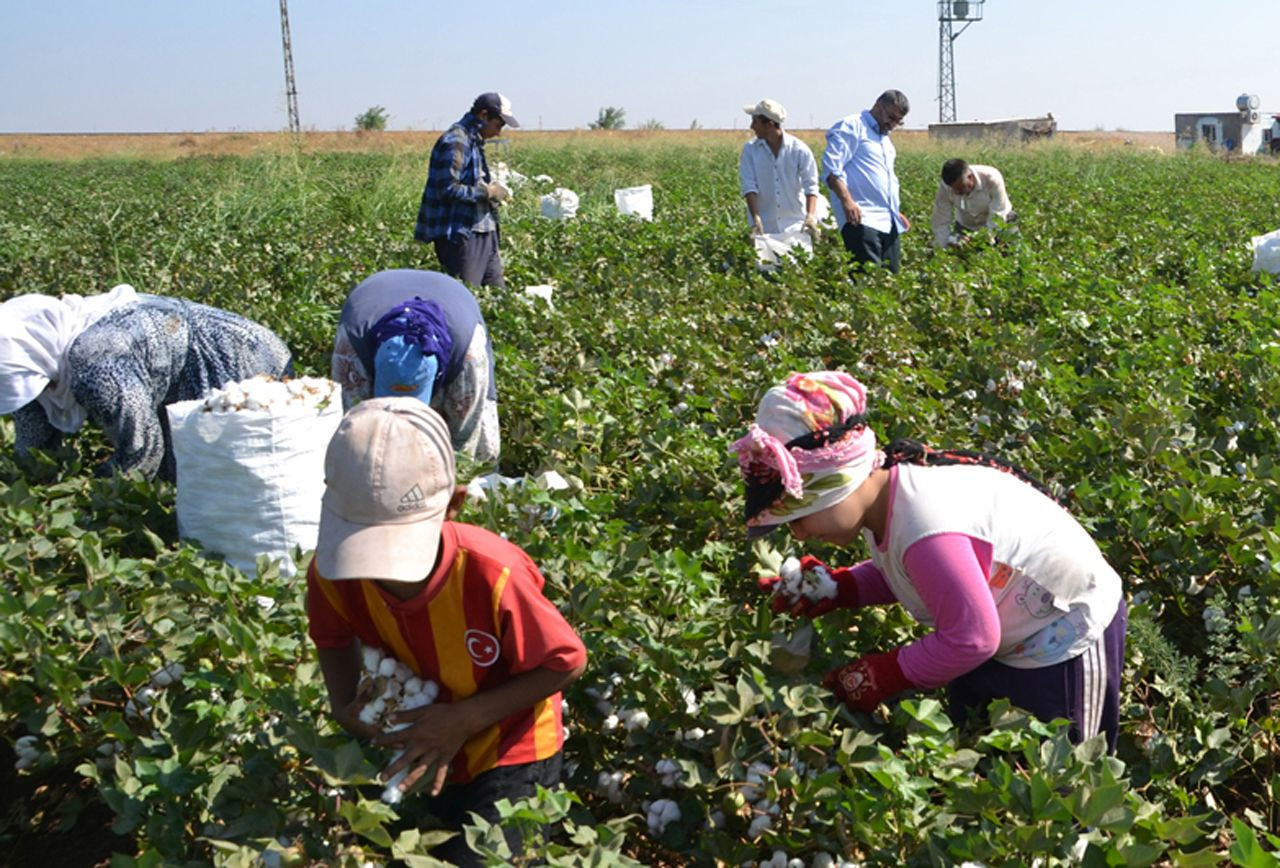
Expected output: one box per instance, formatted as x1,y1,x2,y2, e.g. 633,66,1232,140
357,644,440,805
774,556,837,606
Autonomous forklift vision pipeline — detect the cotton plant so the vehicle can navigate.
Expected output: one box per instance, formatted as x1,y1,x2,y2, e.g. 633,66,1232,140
355,644,440,805
201,375,338,413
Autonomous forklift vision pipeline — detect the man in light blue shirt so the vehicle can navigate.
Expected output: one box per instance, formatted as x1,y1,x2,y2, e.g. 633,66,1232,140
823,90,912,273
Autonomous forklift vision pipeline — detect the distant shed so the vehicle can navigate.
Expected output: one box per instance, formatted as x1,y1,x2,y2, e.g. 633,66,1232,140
928,115,1057,143
1174,94,1275,155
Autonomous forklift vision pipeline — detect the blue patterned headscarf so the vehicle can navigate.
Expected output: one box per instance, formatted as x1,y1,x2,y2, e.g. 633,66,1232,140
370,298,453,391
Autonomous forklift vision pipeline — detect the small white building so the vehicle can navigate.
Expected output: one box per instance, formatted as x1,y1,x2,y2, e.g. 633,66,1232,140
1174,94,1275,155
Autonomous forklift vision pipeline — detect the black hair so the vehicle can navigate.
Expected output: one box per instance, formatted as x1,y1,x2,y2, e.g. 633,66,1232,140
741,414,870,522
941,158,970,186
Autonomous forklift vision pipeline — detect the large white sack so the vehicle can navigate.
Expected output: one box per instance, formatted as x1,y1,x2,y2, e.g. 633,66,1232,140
754,230,813,271
167,390,342,576
540,188,579,220
614,184,654,220
1250,228,1280,275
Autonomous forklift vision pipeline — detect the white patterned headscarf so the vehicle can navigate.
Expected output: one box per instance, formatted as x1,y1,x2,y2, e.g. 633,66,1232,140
0,285,139,431
730,371,883,538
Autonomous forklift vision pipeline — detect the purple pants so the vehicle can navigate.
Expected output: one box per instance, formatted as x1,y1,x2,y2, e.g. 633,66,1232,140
948,598,1127,752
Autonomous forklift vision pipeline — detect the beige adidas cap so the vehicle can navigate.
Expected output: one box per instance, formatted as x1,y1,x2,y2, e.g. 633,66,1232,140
316,396,456,582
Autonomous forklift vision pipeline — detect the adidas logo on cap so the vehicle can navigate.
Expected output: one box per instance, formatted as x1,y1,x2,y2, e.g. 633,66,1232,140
398,484,427,512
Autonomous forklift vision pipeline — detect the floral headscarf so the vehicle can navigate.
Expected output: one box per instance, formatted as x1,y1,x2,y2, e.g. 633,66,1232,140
730,371,882,536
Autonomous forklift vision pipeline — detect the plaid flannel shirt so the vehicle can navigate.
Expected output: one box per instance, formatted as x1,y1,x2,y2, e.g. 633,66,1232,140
414,113,496,243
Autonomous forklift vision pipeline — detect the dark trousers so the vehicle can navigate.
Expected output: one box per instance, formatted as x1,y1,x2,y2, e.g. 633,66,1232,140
426,752,562,867
434,230,505,288
948,598,1128,753
840,221,901,273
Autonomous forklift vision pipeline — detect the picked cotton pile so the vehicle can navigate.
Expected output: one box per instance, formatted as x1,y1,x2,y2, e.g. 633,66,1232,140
356,644,440,805
201,375,338,413
773,556,837,606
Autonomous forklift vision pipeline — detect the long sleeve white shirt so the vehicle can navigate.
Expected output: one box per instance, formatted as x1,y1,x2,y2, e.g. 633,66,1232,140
821,110,904,234
931,164,1014,247
738,132,820,234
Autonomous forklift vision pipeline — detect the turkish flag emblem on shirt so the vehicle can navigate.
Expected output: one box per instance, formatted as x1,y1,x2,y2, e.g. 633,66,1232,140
464,629,501,667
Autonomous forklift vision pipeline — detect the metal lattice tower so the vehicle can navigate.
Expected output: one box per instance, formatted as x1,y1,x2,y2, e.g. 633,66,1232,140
937,1,984,123
279,0,300,134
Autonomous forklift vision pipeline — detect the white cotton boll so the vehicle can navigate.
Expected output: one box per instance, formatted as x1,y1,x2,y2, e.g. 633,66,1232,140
787,859,805,868
621,709,650,731
403,676,424,696
655,759,683,787
361,646,383,673
647,798,681,834
392,662,413,683
602,713,620,732
422,681,439,703
358,704,379,726
779,556,802,583
150,662,185,687
377,657,398,678
748,813,773,838
811,855,836,868
400,691,433,711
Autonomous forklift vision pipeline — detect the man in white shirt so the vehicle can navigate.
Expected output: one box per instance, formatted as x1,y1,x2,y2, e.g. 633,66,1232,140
931,159,1017,249
739,98,821,239
823,90,912,273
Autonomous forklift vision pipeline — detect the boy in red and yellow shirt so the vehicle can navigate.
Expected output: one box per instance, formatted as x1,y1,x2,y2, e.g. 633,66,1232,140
306,397,586,864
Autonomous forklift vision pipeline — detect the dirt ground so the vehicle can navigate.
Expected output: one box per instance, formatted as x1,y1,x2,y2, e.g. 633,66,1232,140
0,128,1176,161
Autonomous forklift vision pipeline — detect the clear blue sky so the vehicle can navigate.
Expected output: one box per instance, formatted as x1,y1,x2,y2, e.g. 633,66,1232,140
2,1,1277,133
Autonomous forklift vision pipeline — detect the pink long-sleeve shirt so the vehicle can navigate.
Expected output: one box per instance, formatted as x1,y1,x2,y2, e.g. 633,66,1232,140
844,472,1002,688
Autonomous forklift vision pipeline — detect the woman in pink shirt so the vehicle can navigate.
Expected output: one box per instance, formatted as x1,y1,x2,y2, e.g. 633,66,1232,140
731,371,1126,750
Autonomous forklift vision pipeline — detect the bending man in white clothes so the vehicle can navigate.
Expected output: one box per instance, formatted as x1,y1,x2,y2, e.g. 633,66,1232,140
739,98,821,240
931,158,1017,249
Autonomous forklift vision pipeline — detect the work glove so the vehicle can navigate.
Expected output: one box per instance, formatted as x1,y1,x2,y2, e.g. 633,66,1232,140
802,215,821,242
757,554,860,617
822,648,913,713
750,214,766,237
485,181,513,204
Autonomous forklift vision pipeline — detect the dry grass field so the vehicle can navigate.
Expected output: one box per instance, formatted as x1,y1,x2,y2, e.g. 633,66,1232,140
0,128,1175,161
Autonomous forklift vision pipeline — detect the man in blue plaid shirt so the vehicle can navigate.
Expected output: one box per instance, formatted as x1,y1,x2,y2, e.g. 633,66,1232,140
414,93,519,287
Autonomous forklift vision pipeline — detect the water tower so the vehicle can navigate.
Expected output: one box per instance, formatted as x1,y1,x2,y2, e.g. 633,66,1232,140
938,0,985,123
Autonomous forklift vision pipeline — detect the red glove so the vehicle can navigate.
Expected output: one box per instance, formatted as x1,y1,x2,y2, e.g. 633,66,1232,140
822,649,913,713
757,555,860,617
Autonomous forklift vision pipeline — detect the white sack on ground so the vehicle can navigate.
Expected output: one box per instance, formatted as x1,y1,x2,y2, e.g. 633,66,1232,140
754,230,813,271
1250,228,1280,275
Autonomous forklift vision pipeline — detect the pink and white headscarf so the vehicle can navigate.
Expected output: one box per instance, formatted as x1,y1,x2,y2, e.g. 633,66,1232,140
730,371,883,533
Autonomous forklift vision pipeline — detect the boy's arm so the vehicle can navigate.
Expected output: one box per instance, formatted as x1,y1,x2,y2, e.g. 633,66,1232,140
316,640,380,740
377,661,586,797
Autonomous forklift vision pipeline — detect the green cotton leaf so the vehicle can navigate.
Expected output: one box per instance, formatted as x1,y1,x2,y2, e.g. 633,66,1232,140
313,739,380,784
1167,846,1233,868
338,798,397,848
899,697,953,733
392,828,458,864
1229,818,1280,868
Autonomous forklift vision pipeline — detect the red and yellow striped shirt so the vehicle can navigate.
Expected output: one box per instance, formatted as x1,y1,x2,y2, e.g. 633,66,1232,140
306,521,586,783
